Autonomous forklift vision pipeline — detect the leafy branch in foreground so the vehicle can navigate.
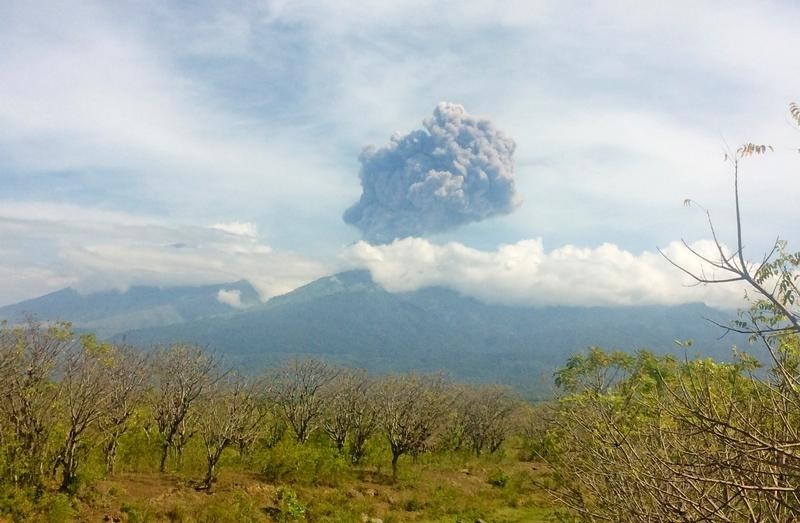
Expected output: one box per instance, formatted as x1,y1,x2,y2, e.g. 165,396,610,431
544,104,800,521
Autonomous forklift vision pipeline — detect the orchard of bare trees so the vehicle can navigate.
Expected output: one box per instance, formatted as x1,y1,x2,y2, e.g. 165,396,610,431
0,321,521,506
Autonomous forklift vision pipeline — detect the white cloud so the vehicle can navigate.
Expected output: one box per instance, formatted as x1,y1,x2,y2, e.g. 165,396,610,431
341,237,748,309
217,289,244,309
0,201,330,306
210,221,259,238
0,264,78,307
0,2,354,226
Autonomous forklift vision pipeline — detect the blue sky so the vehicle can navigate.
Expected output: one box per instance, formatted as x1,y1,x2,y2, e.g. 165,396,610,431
2,1,800,307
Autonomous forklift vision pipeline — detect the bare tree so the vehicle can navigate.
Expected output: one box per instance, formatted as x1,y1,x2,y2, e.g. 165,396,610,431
320,369,376,458
346,379,378,464
99,345,149,474
661,141,799,350
197,373,265,489
0,320,72,487
267,359,338,443
375,373,449,480
54,335,112,491
0,321,16,394
458,384,518,456
151,344,222,473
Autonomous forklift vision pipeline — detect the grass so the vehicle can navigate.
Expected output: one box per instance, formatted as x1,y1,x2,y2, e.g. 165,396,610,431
1,435,559,522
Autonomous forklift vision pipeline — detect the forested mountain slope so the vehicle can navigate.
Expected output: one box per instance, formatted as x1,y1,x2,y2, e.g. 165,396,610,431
112,271,745,392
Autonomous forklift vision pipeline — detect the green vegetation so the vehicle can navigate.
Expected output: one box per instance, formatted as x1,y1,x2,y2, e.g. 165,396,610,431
0,322,558,521
532,136,800,520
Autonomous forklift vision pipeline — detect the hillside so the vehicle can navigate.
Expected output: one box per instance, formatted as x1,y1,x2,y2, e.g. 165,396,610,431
112,271,745,393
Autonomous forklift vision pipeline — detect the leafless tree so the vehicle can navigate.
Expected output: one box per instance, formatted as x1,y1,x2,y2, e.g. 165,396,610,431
267,359,338,443
54,335,113,491
99,345,149,474
197,373,265,489
151,344,222,473
457,384,518,456
345,381,378,464
660,142,799,358
320,369,376,457
0,321,17,394
375,373,450,480
0,320,72,487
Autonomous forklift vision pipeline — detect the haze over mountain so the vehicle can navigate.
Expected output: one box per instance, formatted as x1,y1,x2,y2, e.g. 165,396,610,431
0,280,260,338
1,270,746,395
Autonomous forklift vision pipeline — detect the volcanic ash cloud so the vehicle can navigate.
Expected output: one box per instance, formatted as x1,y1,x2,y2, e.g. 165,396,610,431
343,102,519,243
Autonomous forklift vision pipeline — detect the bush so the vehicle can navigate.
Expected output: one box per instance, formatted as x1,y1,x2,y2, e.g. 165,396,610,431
199,490,262,523
487,468,509,488
260,440,349,486
40,493,75,522
0,485,36,521
276,487,306,521
121,502,150,523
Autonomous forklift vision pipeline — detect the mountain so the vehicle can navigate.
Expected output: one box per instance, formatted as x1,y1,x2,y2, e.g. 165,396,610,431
107,271,746,395
0,281,260,338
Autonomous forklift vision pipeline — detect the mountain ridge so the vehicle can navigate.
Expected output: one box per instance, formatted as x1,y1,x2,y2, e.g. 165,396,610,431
0,271,746,394
113,271,745,394
0,280,261,338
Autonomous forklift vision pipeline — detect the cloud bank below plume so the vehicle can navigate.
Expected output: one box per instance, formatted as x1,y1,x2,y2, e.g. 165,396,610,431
343,102,518,243
342,237,747,310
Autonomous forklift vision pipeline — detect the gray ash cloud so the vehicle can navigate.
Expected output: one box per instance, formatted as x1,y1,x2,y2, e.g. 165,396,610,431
343,102,519,243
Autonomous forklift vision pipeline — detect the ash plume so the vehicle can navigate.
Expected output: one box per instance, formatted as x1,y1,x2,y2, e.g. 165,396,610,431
343,102,519,243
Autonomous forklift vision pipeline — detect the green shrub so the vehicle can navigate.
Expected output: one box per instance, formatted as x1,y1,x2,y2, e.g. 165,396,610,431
488,468,509,488
0,485,36,521
164,502,191,522
518,433,557,462
403,498,425,512
260,440,349,486
276,487,307,521
40,493,75,522
121,502,150,523
199,490,262,523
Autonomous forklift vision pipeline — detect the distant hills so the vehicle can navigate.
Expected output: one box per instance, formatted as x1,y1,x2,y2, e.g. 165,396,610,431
1,271,747,395
0,280,260,338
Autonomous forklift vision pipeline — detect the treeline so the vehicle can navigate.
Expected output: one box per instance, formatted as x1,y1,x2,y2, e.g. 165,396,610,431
0,319,520,497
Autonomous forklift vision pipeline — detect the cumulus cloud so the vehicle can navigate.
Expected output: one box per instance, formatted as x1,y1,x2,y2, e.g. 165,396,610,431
343,102,519,243
341,237,748,309
217,289,245,309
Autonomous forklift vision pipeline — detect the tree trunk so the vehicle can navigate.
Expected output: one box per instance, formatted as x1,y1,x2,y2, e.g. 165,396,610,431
202,461,217,490
202,446,226,490
105,437,119,474
176,444,185,470
349,435,367,464
391,451,400,481
59,439,79,492
159,442,169,473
